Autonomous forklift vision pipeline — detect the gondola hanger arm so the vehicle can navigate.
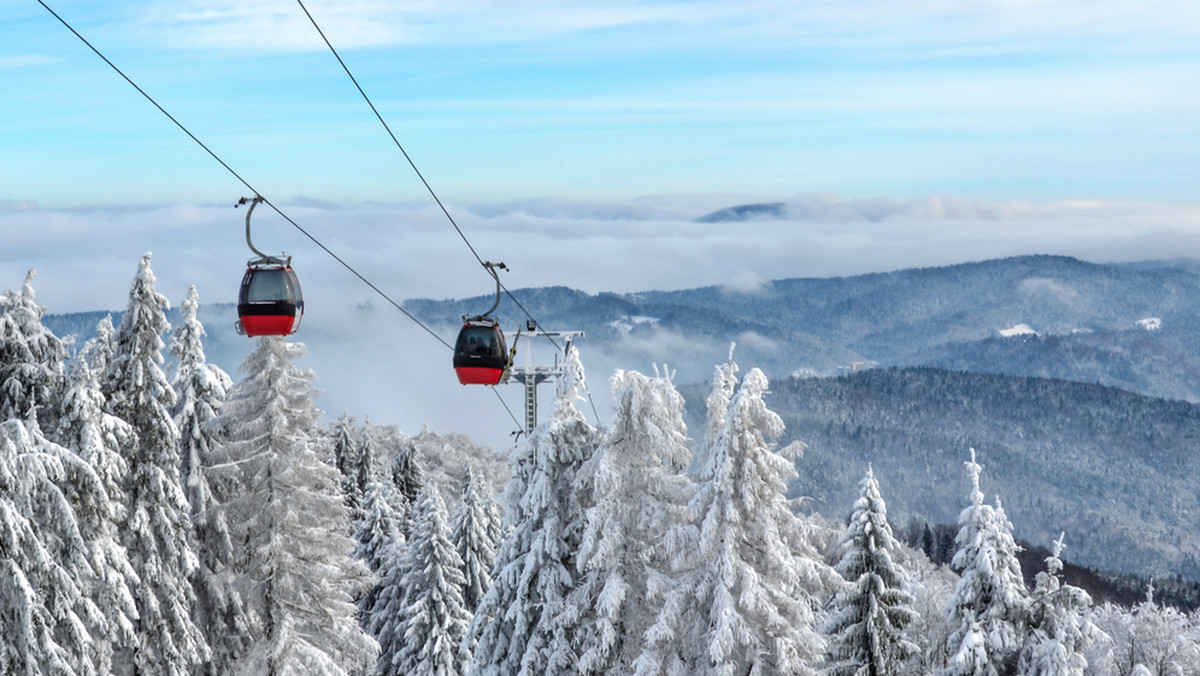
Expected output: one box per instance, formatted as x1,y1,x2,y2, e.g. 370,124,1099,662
465,261,507,322
237,195,289,266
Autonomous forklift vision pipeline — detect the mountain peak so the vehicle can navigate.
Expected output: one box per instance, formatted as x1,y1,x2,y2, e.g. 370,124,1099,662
696,202,786,223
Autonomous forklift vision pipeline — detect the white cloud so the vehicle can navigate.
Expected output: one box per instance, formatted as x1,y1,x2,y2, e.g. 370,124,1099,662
127,0,711,52
0,55,57,70
1019,277,1079,304
131,0,406,51
733,330,780,353
85,0,1200,55
721,270,769,295
0,199,38,211
7,195,1200,318
999,323,1039,338
778,193,1199,224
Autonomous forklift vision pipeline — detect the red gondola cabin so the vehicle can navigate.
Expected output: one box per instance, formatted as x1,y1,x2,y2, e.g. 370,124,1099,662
454,319,508,385
237,264,304,337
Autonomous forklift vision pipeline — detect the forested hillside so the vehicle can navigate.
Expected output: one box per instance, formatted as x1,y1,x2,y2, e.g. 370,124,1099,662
407,255,1200,399
730,367,1200,578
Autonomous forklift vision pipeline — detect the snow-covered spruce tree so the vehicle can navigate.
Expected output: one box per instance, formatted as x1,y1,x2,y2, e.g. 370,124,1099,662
453,468,497,614
1016,534,1095,676
392,439,426,502
104,253,209,676
823,465,918,676
5,272,128,676
693,342,737,481
88,315,116,379
635,353,739,676
897,548,958,675
484,480,504,553
355,471,403,619
1089,584,1200,676
393,483,472,676
0,417,110,676
944,449,1029,676
366,531,404,674
217,337,377,675
640,367,837,676
169,285,248,676
568,368,694,675
54,346,141,675
468,344,599,676
355,424,379,506
0,268,67,423
391,440,426,535
331,413,363,518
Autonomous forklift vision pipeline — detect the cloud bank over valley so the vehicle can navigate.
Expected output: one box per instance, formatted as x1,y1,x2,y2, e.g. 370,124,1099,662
7,193,1200,316
7,193,1200,449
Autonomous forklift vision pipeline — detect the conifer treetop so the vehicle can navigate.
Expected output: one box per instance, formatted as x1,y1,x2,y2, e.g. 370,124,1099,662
0,267,66,421
553,342,588,423
170,285,206,368
965,447,984,508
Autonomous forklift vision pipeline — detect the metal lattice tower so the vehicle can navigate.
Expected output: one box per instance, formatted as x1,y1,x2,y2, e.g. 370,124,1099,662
506,323,585,435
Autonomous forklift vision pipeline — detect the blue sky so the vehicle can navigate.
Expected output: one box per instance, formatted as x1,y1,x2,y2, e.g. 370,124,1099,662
6,0,1200,207
5,0,1200,445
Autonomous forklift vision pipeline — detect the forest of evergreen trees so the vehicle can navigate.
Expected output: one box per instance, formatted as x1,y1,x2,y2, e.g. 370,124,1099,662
755,367,1200,578
7,256,1200,675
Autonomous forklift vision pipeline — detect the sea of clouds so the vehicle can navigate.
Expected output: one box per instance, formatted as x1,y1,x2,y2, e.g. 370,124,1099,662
5,193,1200,449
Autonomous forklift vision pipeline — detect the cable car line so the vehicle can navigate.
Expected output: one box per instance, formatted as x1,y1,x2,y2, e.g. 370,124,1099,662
36,1,251,198
35,0,452,353
294,0,486,269
292,3,603,425
294,0,563,353
37,1,563,433
38,0,526,434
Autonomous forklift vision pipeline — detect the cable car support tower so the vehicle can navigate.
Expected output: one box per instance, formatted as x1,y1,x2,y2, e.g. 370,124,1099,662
507,322,585,436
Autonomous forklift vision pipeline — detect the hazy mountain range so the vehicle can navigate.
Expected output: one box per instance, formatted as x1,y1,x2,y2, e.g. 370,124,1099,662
407,254,1200,401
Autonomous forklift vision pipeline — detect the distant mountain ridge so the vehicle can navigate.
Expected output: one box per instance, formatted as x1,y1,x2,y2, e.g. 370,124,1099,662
696,202,787,222
406,254,1200,401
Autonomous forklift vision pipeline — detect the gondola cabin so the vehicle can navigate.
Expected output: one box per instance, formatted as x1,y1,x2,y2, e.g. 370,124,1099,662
454,320,508,385
237,264,304,337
